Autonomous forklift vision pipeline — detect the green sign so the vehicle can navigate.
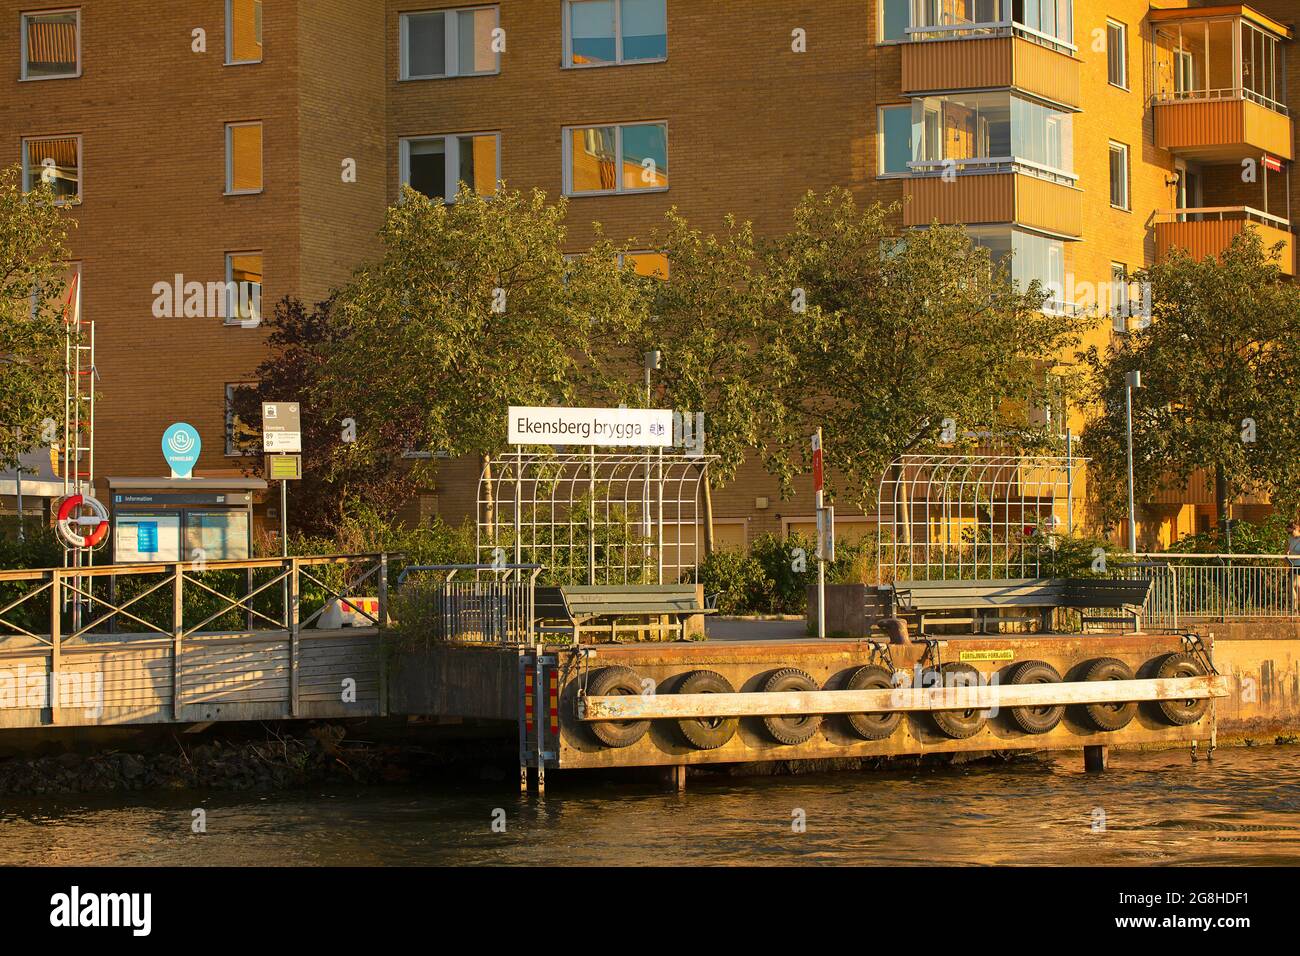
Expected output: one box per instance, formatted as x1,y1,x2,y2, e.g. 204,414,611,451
267,455,302,480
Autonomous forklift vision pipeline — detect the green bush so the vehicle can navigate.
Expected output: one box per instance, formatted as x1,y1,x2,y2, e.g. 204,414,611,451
695,548,771,615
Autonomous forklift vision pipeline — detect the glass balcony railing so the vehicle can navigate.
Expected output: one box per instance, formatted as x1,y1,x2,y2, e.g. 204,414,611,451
904,0,1076,54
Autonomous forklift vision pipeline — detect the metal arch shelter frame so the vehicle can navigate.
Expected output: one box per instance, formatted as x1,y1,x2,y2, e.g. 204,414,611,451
477,449,715,586
876,454,1086,584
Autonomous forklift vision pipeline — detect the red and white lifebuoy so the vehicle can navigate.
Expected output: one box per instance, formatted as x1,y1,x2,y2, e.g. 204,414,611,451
55,494,110,549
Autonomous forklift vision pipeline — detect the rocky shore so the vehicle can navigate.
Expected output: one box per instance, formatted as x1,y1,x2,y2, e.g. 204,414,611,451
0,724,503,795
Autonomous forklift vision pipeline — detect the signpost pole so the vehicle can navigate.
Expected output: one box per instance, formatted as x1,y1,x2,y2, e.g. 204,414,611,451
813,428,825,640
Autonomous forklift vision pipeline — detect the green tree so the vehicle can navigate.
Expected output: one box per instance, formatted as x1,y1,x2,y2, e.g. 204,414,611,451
0,165,74,470
229,295,423,535
1079,230,1300,532
596,210,788,551
770,188,1081,507
317,185,648,518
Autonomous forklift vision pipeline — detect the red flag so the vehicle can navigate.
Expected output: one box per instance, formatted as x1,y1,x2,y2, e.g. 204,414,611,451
1263,155,1284,173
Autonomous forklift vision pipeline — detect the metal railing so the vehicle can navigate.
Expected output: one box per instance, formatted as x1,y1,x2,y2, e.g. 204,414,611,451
1153,87,1289,117
394,564,541,646
1116,553,1300,628
1154,206,1292,231
0,553,392,721
904,19,1077,55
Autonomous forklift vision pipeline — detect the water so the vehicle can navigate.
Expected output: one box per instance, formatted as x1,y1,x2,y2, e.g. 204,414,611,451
3,745,1298,866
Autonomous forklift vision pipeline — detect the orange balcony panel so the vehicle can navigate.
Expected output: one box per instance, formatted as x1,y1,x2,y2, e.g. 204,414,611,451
904,172,1082,239
901,36,1080,108
1155,216,1294,276
1154,99,1294,162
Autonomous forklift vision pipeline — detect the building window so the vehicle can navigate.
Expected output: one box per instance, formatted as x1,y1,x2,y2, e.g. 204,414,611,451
1108,141,1129,210
225,122,263,194
401,6,500,79
226,0,263,64
565,122,668,195
225,384,259,455
971,227,1066,311
880,0,909,42
910,1,1074,50
620,251,669,278
21,9,80,80
225,253,262,326
565,0,666,67
878,105,912,175
1106,19,1127,88
22,135,81,202
911,93,1074,181
399,133,500,202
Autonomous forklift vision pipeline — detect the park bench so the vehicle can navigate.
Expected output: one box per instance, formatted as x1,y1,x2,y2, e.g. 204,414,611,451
534,584,715,643
881,577,1151,635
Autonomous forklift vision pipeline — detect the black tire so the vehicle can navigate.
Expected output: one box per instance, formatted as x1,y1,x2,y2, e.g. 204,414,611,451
585,666,650,748
1079,657,1137,732
923,662,988,739
844,664,903,740
675,670,739,750
1146,652,1210,726
1005,660,1065,735
760,667,822,745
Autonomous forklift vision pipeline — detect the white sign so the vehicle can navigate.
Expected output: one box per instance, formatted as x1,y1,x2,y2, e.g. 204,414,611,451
508,406,674,448
262,402,302,452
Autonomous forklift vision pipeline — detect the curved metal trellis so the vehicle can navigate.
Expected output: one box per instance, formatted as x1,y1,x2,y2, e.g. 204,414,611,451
477,451,715,586
876,454,1086,583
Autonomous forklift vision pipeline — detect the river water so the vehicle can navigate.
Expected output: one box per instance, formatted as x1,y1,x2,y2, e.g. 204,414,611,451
3,745,1297,866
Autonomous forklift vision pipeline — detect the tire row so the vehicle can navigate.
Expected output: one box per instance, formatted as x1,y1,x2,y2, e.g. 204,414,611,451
585,652,1209,750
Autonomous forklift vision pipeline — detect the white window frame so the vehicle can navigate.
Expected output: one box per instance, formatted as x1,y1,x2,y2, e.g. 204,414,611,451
1106,18,1128,90
709,517,749,551
20,7,81,81
224,121,264,195
399,132,501,202
21,133,82,203
562,122,669,197
877,0,910,44
1108,140,1129,211
563,0,668,69
877,104,912,177
400,6,501,80
225,0,264,66
224,251,263,327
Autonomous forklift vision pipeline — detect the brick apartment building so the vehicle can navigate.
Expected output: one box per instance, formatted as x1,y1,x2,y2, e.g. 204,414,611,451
1,0,1295,550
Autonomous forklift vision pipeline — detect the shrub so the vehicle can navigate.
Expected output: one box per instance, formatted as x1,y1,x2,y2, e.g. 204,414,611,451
695,547,771,615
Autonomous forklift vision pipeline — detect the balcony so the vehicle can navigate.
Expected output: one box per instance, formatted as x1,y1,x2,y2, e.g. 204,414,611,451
901,32,1080,108
1155,97,1293,162
1154,207,1294,276
903,164,1082,239
1151,6,1292,162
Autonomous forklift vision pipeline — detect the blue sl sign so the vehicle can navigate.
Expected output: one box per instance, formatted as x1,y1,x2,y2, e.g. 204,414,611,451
162,423,201,479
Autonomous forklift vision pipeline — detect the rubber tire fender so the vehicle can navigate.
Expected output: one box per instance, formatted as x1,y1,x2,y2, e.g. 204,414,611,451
1078,657,1138,732
844,664,903,740
1146,652,1210,726
675,670,739,750
923,662,989,739
585,666,651,748
1005,660,1065,735
760,667,822,745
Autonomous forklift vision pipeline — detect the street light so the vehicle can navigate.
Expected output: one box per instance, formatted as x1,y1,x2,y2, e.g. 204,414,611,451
1125,369,1143,554
644,349,661,407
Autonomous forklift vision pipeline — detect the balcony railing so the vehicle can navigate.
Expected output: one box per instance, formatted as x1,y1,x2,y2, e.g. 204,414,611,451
1155,205,1290,229
1154,86,1289,117
908,156,1078,188
905,20,1077,55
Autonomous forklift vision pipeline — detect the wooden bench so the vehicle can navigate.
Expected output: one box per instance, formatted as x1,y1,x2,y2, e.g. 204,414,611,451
534,584,716,643
884,578,1151,634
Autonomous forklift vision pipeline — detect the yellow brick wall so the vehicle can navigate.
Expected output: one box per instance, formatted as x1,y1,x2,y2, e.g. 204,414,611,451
6,1,1296,546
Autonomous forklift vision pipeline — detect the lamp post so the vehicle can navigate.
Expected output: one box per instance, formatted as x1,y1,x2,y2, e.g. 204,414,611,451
1125,369,1142,554
643,350,661,580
